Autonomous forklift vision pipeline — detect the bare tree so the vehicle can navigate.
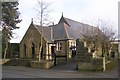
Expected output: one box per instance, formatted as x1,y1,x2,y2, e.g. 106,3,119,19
35,0,53,26
96,20,117,57
35,0,52,61
82,20,117,58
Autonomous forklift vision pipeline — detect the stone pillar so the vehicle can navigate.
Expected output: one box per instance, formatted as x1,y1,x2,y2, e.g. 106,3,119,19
103,57,106,71
76,39,92,70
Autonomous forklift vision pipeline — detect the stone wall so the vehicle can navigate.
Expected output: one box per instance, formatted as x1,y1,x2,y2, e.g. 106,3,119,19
77,58,103,71
55,40,68,56
55,40,76,64
55,40,69,64
76,39,104,71
30,60,54,69
91,58,103,71
20,24,47,60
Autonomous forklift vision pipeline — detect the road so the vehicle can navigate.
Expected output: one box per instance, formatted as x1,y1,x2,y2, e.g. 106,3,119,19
2,61,118,78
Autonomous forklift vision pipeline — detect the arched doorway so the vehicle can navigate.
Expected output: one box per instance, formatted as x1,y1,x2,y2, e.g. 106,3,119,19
31,43,35,58
41,46,43,59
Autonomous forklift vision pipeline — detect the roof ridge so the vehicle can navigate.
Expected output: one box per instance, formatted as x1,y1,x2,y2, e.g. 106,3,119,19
64,17,97,28
64,17,82,24
63,23,70,39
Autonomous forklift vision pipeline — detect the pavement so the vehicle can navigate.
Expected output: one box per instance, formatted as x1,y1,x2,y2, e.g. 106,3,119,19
2,61,119,78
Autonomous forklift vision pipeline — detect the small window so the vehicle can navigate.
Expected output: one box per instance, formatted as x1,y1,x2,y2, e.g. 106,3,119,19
70,41,76,50
60,43,62,50
57,42,62,51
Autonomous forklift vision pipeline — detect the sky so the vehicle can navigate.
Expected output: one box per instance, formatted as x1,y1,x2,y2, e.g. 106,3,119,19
10,0,119,43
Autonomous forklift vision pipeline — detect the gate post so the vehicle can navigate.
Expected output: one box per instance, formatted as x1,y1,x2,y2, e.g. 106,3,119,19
103,57,106,71
52,53,56,66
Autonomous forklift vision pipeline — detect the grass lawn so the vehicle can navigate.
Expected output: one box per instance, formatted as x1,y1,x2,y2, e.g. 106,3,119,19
106,58,118,70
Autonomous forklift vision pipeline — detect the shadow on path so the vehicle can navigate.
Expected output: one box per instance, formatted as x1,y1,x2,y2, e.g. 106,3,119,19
50,62,76,71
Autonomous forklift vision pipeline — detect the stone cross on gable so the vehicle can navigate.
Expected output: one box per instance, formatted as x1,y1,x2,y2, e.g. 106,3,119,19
31,18,33,23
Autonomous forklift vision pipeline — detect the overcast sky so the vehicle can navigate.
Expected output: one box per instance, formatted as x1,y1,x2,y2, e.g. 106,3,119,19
10,0,119,43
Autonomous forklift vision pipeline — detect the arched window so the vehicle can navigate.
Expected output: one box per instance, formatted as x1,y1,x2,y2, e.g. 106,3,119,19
31,42,35,58
24,44,26,58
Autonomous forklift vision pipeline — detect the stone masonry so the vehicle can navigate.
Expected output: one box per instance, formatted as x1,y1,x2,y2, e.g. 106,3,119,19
76,39,104,71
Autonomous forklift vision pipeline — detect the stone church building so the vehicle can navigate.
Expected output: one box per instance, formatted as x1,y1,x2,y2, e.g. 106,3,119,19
20,15,99,65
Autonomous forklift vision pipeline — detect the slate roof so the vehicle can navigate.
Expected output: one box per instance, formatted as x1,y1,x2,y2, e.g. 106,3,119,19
34,25,53,42
61,17,100,37
52,22,80,40
32,16,101,42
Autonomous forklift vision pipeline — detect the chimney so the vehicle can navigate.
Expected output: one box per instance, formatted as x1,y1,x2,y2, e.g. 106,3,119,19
52,22,54,25
51,23,54,41
51,26,53,40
